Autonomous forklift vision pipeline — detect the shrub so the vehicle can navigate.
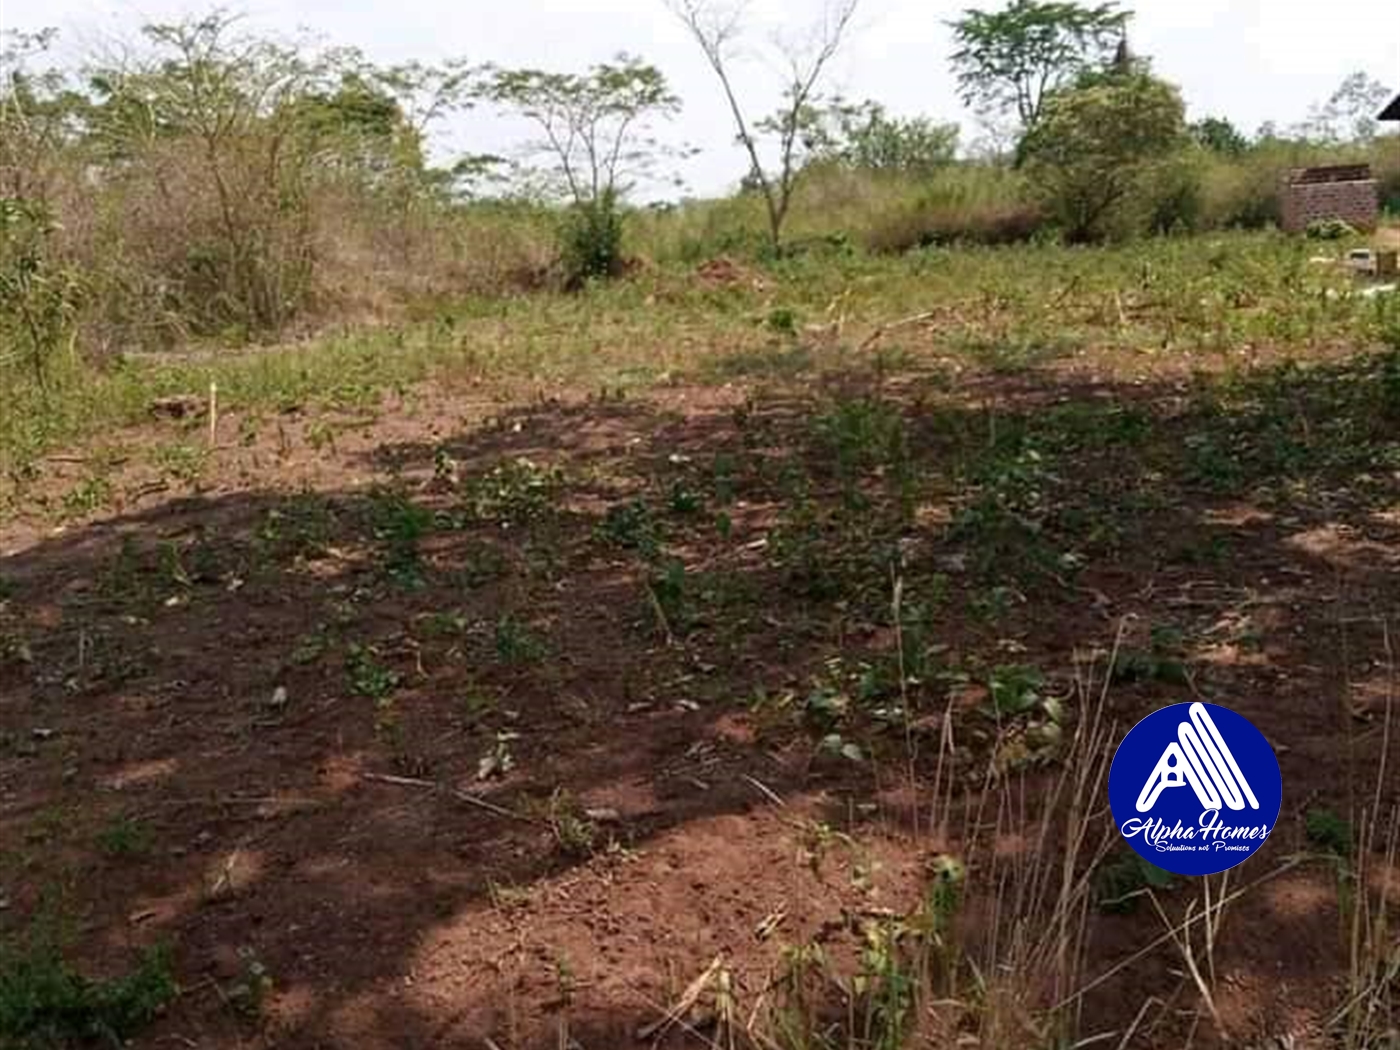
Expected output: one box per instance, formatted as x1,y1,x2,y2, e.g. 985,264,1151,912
0,928,176,1048
1020,71,1188,243
560,193,626,286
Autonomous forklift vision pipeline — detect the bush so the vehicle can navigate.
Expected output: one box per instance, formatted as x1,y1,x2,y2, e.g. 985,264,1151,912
1144,153,1206,235
1021,71,1188,243
560,193,626,286
861,168,1044,252
1305,218,1359,240
0,927,176,1048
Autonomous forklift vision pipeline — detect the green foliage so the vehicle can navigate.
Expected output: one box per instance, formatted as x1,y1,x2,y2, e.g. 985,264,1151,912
0,927,176,1049
494,614,546,664
96,815,155,858
1305,808,1352,857
345,643,400,701
366,486,433,587
1095,851,1173,912
461,458,563,524
1111,625,1189,685
1191,115,1247,155
597,498,661,553
482,55,680,282
0,198,81,390
814,98,959,174
1021,69,1188,241
983,664,1044,717
668,0,859,252
1305,218,1358,241
560,192,626,284
948,0,1130,133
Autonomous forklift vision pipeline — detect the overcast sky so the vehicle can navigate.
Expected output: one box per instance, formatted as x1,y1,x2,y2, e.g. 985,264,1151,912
4,0,1398,195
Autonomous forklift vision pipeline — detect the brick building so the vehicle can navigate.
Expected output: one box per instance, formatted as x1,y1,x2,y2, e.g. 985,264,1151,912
1279,164,1380,233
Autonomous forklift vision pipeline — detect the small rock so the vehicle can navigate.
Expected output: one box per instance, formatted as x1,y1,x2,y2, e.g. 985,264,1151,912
584,807,622,824
267,686,289,709
31,727,55,741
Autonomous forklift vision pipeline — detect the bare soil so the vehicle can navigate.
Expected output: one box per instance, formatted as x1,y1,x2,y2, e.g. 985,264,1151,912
1,335,1397,1049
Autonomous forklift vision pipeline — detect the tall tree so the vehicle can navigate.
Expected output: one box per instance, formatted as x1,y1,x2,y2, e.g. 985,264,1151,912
1020,68,1185,242
814,99,959,174
1190,116,1247,156
1299,71,1392,144
666,0,861,253
481,55,681,280
949,0,1130,136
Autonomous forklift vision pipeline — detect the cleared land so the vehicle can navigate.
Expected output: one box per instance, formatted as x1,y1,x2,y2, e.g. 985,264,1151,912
2,233,1399,1049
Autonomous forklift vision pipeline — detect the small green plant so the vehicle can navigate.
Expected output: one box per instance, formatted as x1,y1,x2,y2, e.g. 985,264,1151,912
60,473,113,519
255,494,336,563
547,788,598,857
666,479,703,515
1095,851,1174,913
462,458,563,524
812,396,907,489
646,556,692,637
96,815,154,858
289,629,330,666
1112,624,1190,685
224,947,272,1020
982,664,1044,718
765,306,800,335
151,443,209,487
345,643,400,701
597,498,659,553
0,924,176,1047
494,615,546,665
1305,807,1352,857
366,486,433,588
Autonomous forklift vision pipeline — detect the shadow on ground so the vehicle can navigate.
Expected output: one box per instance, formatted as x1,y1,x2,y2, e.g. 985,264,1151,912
2,350,1398,1048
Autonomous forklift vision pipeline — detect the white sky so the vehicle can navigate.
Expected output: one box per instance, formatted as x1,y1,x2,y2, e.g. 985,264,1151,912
3,0,1397,196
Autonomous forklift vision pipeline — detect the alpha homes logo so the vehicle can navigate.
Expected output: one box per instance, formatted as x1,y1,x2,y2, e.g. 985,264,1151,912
1109,702,1281,876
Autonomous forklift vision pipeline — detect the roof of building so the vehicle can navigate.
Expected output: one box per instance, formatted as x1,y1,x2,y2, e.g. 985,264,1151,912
1380,94,1400,121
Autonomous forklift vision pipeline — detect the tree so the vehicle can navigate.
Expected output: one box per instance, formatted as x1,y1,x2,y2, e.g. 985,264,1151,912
0,29,88,202
1299,71,1392,144
949,0,1130,136
1020,68,1185,241
666,0,861,253
74,13,476,335
815,99,959,174
1190,116,1246,156
481,55,681,281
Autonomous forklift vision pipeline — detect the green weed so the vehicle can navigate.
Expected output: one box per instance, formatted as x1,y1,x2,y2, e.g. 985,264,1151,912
95,816,154,859
0,926,175,1048
494,615,546,665
345,643,400,701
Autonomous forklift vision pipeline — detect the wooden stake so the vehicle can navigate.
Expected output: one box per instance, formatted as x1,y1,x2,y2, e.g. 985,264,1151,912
208,381,219,447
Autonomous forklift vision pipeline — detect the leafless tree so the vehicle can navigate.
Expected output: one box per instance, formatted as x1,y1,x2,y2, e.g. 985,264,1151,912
666,0,860,252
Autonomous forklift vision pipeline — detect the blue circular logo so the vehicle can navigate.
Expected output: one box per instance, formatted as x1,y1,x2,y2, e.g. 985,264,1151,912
1108,702,1281,876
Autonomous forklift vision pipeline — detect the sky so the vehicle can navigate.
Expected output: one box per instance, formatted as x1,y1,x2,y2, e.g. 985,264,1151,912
3,0,1398,196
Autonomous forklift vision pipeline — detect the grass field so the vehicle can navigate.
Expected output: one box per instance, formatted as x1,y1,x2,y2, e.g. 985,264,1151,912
2,230,1399,1049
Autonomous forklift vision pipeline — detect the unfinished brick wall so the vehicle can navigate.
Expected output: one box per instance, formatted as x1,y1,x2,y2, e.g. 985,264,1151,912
1280,165,1380,233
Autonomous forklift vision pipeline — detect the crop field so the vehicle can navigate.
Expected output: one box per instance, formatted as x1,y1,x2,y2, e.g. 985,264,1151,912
1,230,1399,1049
